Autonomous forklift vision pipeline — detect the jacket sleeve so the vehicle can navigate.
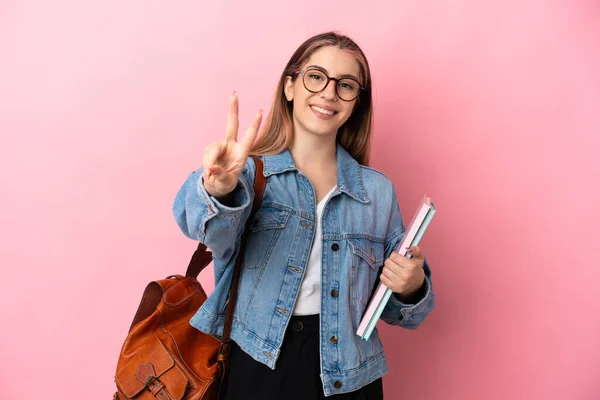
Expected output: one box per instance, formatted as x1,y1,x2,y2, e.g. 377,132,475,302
379,187,435,329
172,157,257,267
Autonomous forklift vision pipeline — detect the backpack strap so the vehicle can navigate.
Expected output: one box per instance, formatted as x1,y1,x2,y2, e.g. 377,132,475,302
214,156,265,399
221,156,265,343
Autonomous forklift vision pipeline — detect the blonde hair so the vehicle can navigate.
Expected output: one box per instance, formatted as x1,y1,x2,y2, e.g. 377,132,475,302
250,31,373,166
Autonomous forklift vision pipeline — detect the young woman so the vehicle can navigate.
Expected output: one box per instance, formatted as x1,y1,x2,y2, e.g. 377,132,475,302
173,31,435,399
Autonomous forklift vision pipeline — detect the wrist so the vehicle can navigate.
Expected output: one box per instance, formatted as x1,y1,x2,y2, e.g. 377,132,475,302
202,178,235,206
395,279,426,304
202,177,231,197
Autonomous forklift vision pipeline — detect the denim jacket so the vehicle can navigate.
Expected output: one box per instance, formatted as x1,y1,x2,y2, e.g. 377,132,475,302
172,144,435,396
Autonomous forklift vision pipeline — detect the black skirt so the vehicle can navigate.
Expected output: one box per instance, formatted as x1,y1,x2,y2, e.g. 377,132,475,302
223,314,384,400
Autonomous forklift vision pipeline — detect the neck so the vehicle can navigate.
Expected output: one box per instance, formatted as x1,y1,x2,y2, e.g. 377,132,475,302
289,132,338,174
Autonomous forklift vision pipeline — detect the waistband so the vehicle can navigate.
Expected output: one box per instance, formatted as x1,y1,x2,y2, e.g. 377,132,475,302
287,314,319,334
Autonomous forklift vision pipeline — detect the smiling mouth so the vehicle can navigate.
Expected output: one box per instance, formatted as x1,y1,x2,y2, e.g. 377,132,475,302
310,105,337,116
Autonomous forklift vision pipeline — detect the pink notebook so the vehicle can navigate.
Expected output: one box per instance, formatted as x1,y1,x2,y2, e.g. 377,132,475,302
356,195,435,339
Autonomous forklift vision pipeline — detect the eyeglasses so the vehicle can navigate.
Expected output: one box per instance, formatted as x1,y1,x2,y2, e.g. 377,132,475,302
295,67,364,102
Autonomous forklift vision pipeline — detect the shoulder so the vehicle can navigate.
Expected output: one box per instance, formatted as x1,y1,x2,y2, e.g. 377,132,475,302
360,165,393,182
359,165,396,195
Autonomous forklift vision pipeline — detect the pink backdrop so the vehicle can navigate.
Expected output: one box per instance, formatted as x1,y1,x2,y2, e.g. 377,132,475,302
1,0,599,399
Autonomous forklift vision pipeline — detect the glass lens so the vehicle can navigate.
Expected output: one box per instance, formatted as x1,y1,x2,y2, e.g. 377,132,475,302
303,69,328,92
337,78,360,101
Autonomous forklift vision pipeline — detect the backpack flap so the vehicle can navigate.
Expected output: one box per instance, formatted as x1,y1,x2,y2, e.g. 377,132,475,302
115,338,188,399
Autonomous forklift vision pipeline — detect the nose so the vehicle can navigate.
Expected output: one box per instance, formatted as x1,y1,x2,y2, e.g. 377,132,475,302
320,80,338,101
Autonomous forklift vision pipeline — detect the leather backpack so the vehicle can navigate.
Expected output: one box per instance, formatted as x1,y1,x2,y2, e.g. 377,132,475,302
113,157,266,399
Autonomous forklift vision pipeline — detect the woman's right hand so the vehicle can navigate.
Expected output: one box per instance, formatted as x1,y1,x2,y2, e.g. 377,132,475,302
202,93,263,198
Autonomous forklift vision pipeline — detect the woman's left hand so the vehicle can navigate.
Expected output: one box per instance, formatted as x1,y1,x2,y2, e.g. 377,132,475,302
380,246,425,300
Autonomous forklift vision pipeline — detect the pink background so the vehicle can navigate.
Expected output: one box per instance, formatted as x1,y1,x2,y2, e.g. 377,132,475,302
1,0,599,399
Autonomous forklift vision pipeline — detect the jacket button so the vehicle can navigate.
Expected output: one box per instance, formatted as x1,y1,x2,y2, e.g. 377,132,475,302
334,381,342,389
331,289,339,298
331,243,339,251
330,336,338,344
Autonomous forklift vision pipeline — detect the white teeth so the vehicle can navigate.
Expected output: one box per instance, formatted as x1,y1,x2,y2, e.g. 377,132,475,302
311,106,335,116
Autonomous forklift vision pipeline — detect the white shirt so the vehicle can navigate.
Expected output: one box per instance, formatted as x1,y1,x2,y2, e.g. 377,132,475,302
292,186,337,315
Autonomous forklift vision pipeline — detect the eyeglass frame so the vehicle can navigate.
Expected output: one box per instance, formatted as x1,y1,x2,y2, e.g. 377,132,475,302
293,67,365,102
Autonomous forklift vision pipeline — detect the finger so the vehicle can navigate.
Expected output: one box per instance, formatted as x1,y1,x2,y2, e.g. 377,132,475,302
380,271,402,291
203,142,220,166
394,248,421,265
382,263,401,282
389,251,406,264
407,245,424,259
389,252,412,269
207,140,226,162
203,142,226,176
207,165,226,179
387,257,417,278
399,256,418,272
240,109,263,151
380,273,392,289
225,92,239,142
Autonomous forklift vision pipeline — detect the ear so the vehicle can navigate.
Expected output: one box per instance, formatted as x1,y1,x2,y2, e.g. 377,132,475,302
284,76,294,101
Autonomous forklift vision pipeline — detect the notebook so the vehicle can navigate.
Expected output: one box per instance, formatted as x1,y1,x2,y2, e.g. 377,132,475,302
356,195,436,340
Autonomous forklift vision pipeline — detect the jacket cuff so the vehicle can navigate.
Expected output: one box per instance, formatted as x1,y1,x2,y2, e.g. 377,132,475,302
387,275,432,322
196,174,251,219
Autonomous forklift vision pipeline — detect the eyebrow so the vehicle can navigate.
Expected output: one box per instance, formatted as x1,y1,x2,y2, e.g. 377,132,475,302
306,65,360,82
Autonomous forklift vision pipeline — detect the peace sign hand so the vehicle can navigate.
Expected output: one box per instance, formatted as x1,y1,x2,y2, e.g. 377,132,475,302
202,93,263,198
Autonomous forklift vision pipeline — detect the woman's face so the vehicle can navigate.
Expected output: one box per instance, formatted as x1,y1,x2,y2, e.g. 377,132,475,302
285,46,362,139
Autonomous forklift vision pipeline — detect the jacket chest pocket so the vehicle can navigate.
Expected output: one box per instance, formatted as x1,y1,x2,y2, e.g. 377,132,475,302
348,238,385,328
243,207,291,269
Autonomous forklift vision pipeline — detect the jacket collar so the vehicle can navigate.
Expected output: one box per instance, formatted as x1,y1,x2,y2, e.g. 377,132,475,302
262,143,369,204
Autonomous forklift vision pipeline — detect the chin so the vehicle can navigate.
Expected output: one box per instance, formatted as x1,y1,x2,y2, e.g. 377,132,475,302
306,122,340,137
309,116,347,134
